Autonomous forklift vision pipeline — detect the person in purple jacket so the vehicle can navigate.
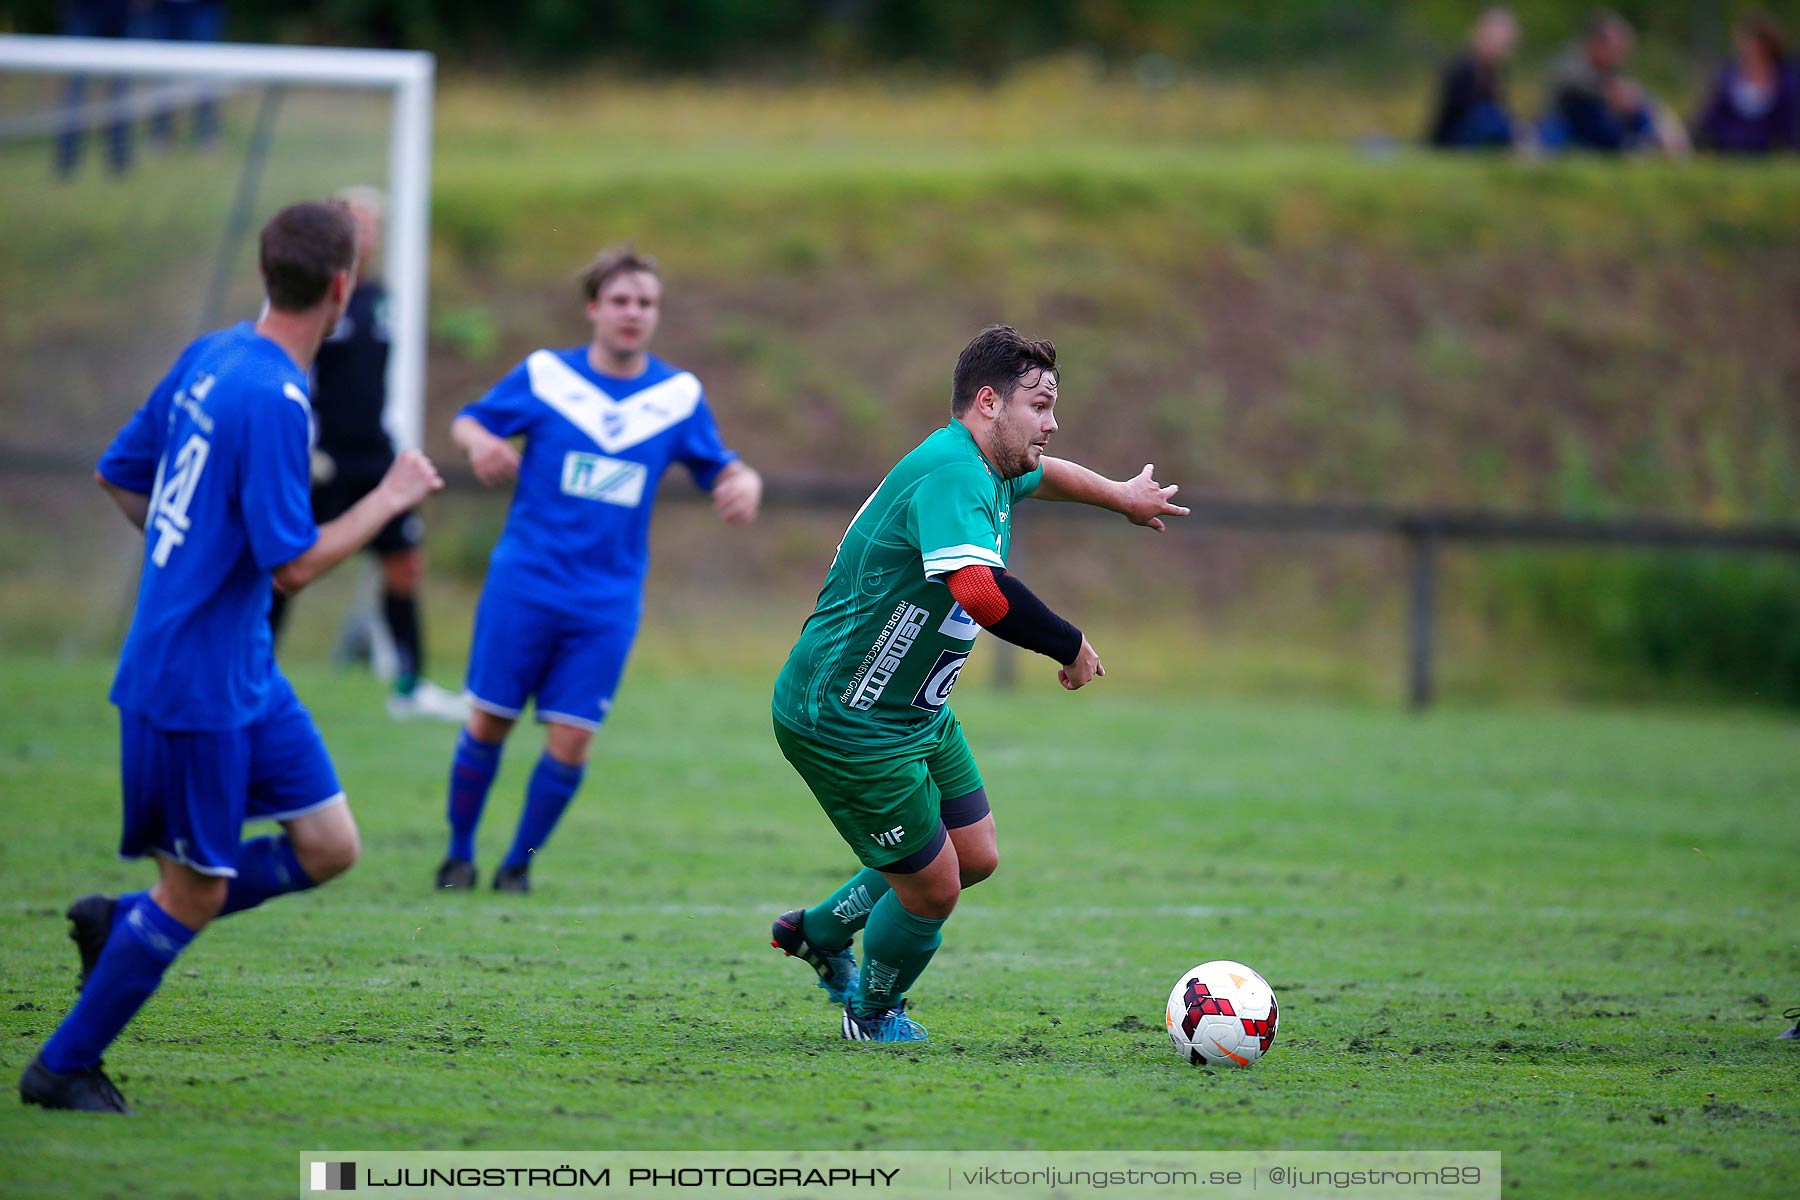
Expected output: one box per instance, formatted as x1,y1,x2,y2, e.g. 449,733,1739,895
1693,16,1800,154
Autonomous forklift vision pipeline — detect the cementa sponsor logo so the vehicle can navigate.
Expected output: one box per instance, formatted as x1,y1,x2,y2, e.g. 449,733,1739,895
841,603,929,710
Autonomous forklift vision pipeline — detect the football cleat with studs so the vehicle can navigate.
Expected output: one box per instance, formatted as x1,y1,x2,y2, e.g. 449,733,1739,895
66,894,118,991
491,863,531,894
434,859,477,891
18,1056,132,1114
770,909,859,1004
840,1000,928,1044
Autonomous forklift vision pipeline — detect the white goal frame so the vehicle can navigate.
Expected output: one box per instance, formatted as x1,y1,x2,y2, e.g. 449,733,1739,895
0,35,435,450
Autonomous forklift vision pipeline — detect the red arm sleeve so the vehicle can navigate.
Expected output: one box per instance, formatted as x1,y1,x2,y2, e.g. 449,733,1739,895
948,564,1010,625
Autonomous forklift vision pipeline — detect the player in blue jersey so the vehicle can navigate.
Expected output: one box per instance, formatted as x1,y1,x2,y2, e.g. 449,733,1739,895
437,246,762,893
18,202,445,1114
269,187,467,723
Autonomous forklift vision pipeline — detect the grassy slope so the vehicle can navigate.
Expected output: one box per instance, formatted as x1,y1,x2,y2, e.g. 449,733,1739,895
0,657,1795,1198
6,71,1798,515
1,71,1797,704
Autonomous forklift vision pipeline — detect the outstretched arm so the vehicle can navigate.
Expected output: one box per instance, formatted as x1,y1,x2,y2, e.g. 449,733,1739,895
1032,459,1190,532
274,451,443,594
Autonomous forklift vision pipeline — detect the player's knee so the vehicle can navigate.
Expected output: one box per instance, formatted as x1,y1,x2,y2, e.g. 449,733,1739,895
544,724,593,766
959,850,998,888
314,832,361,882
289,810,361,882
912,875,961,919
185,887,228,928
160,873,229,927
467,710,514,745
302,827,361,882
382,549,423,593
919,888,960,920
194,876,230,919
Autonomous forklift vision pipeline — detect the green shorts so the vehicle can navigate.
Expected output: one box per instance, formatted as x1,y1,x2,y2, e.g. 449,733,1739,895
774,713,984,870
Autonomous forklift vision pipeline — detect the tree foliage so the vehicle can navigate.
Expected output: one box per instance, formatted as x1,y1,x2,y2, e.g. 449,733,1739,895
11,1,1799,73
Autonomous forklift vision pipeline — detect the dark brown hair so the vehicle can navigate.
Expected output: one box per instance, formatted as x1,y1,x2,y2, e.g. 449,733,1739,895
951,325,1057,417
1739,14,1790,66
580,245,660,301
259,201,356,313
1585,9,1632,42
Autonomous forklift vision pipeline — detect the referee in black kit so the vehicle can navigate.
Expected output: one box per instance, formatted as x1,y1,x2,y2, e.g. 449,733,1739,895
271,187,467,722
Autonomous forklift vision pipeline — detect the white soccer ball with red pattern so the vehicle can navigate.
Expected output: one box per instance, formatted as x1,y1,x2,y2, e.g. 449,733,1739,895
1165,959,1278,1068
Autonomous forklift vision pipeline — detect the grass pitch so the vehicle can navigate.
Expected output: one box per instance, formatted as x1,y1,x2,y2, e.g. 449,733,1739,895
1,656,1796,1198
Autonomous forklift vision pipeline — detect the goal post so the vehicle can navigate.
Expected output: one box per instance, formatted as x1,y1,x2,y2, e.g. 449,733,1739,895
0,35,435,450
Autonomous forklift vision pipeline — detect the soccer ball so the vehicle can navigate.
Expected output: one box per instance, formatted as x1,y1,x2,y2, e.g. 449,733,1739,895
1165,960,1278,1068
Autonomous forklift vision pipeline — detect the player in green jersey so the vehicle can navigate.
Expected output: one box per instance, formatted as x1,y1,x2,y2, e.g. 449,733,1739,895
770,324,1189,1042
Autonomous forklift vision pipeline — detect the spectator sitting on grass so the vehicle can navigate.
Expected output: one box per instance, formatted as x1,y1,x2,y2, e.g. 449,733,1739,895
1427,6,1523,149
1540,10,1688,155
1693,15,1800,154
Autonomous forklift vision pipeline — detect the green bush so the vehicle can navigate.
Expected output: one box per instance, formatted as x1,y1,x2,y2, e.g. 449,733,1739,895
1496,551,1800,706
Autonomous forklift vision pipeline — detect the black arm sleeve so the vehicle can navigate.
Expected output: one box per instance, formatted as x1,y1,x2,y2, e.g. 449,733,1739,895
988,568,1084,666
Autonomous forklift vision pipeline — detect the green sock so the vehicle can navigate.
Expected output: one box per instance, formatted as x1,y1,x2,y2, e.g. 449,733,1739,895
855,890,945,1016
801,868,890,952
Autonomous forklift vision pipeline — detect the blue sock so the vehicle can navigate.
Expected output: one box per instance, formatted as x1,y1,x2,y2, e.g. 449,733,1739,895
218,835,315,917
447,728,504,862
501,752,584,871
108,891,148,935
40,896,195,1073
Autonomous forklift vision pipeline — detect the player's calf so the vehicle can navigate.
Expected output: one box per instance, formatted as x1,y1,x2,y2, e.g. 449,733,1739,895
286,803,361,883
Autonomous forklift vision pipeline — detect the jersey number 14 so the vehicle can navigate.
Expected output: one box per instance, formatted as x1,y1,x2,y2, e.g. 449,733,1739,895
149,434,210,567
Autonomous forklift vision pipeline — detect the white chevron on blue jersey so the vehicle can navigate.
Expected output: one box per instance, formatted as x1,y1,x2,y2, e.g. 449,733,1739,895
526,349,702,454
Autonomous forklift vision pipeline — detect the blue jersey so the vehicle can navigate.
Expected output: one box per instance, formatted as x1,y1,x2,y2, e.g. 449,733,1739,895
98,323,319,730
460,348,738,616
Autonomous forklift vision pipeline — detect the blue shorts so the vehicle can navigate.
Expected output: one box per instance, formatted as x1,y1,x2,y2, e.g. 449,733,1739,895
464,587,638,731
119,675,344,877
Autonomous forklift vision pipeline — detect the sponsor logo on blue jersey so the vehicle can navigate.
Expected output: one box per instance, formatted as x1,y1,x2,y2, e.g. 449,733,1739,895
560,452,649,507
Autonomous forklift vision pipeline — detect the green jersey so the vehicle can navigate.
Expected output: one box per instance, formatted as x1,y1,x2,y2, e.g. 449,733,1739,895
773,420,1042,753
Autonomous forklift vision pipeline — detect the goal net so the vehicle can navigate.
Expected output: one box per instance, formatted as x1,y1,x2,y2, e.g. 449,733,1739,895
0,35,433,654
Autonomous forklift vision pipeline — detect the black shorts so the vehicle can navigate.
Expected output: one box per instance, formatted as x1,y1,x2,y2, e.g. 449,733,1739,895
313,469,423,557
